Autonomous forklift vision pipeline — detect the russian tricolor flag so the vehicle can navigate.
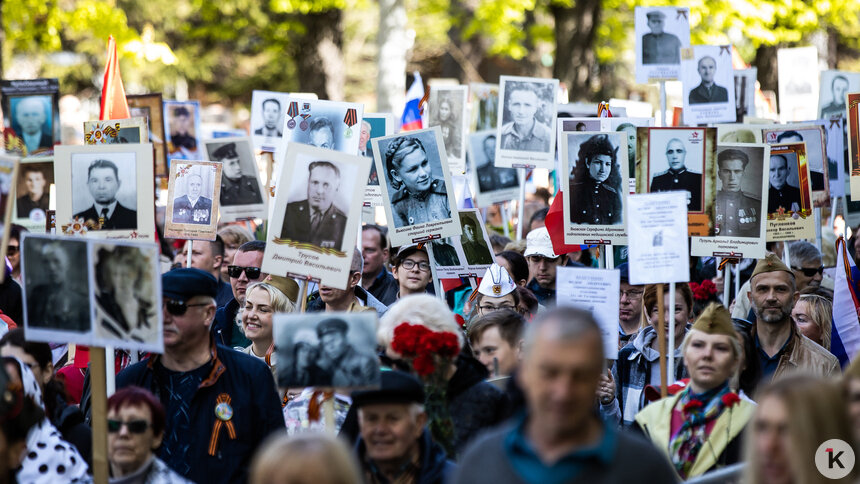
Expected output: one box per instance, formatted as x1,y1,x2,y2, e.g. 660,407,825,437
401,72,424,132
830,236,860,367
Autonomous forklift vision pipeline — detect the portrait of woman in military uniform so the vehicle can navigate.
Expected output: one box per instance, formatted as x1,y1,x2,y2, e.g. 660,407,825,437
382,131,452,228
567,133,624,226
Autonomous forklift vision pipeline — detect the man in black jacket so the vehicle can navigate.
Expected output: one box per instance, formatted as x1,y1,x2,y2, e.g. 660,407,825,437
74,158,137,230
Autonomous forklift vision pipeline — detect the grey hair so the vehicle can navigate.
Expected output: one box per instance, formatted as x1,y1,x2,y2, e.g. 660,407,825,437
523,307,604,361
351,248,363,274
788,241,821,267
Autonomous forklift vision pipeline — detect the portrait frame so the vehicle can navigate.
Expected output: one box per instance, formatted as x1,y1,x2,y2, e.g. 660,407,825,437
681,45,737,125
53,143,156,240
469,130,521,207
819,71,860,121
165,161,222,240
763,124,829,207
361,113,396,207
263,143,369,290
371,127,462,247
203,136,268,222
561,131,629,245
84,117,148,146
127,93,168,178
12,155,52,233
0,79,60,157
250,90,290,153
427,236,468,279
274,97,365,166
495,76,559,169
89,239,163,353
776,46,819,123
634,6,691,84
163,100,203,164
469,83,499,132
21,233,92,344
428,85,469,174
635,126,717,236
274,312,380,390
690,143,770,259
765,142,815,241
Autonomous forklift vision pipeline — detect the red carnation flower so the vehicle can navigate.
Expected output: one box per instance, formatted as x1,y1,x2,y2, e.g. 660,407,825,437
412,353,436,376
721,392,741,407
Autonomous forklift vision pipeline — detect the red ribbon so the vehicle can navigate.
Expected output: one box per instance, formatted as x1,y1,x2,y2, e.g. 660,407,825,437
307,390,335,422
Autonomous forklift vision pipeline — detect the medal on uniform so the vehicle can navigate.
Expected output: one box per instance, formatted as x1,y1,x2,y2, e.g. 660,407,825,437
300,103,312,131
286,101,299,130
343,108,358,139
215,401,233,421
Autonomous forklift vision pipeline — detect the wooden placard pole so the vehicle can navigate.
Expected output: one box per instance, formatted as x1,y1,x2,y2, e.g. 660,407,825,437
722,261,731,307
667,281,676,385
299,279,309,313
186,240,193,268
657,284,667,398
814,207,823,254
90,346,109,484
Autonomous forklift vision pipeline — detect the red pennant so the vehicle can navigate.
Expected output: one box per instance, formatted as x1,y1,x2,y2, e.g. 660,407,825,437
100,36,130,121
545,192,582,256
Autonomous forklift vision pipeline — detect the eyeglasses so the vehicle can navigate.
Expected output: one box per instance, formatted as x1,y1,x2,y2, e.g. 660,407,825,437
164,299,210,316
400,259,430,272
107,419,150,434
478,305,516,313
791,266,824,277
6,246,18,255
227,265,262,279
620,289,644,299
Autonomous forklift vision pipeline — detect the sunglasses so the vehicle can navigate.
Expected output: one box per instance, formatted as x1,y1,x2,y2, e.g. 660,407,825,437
227,265,262,279
791,265,824,277
107,419,150,434
164,298,210,316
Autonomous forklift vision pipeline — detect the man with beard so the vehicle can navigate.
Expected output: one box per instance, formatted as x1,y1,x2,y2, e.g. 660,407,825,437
747,254,838,386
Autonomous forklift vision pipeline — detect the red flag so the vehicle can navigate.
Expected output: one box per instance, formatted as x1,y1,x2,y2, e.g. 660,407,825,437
544,192,583,256
99,36,130,121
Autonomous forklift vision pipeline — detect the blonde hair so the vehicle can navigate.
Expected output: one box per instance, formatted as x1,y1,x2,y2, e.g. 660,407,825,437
795,294,832,350
378,294,464,351
218,225,254,248
245,282,295,314
249,433,361,484
745,376,857,484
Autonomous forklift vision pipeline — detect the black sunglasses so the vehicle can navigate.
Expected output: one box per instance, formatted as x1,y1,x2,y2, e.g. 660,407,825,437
107,419,150,434
227,265,262,279
164,299,210,316
791,265,824,277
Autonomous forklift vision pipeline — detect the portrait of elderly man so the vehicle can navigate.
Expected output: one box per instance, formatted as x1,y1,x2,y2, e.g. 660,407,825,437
212,142,263,206
641,10,681,64
280,160,347,248
359,120,373,158
775,130,824,191
26,241,90,332
500,82,552,152
74,158,138,230
315,317,379,388
255,98,283,137
715,148,761,237
307,117,335,150
13,96,52,154
569,134,623,225
768,153,801,214
688,55,729,104
385,136,451,227
650,137,702,211
16,165,49,219
172,173,213,225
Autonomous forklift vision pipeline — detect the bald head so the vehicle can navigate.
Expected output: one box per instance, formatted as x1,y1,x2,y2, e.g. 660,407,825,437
523,307,604,361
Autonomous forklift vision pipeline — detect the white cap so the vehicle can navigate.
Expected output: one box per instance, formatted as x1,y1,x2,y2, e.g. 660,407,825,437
478,263,516,298
524,227,558,258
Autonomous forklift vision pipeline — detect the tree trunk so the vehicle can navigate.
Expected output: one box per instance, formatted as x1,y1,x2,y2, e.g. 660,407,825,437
294,10,345,100
376,0,408,113
753,44,780,100
441,0,486,83
551,0,601,101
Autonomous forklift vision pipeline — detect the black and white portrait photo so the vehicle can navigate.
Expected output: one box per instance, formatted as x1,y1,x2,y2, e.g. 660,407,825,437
280,98,364,157
92,242,162,352
171,165,217,225
15,162,52,222
11,96,53,154
471,131,519,197
634,7,690,84
567,134,624,226
681,45,736,124
763,126,828,205
205,138,264,207
22,235,91,339
164,100,202,162
767,151,804,214
470,83,499,132
714,146,765,238
688,56,729,105
430,237,461,267
819,71,860,120
498,79,555,153
275,312,380,389
646,129,705,212
377,130,452,228
256,98,284,137
459,211,494,266
429,86,468,171
280,159,351,249
71,154,138,230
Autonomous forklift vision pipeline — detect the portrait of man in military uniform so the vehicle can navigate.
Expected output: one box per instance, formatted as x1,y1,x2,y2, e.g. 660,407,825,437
172,173,213,225
774,130,825,191
281,160,348,249
208,141,264,206
715,148,762,238
568,134,623,226
641,10,681,65
24,238,91,333
430,237,460,267
688,56,729,105
475,134,519,193
768,154,801,214
820,74,850,121
460,212,494,265
499,82,552,153
16,164,51,220
384,134,452,228
649,137,703,211
315,317,380,388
